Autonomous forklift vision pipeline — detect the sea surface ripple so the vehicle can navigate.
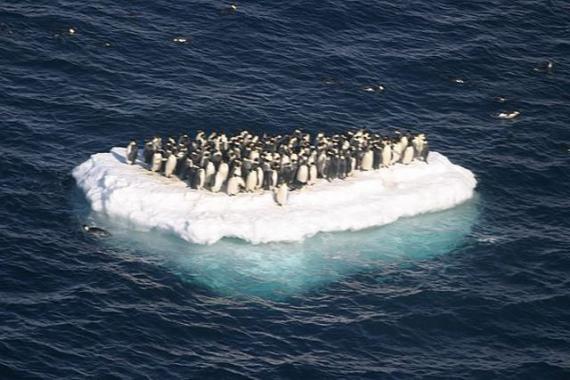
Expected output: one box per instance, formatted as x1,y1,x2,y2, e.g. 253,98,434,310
1,0,569,378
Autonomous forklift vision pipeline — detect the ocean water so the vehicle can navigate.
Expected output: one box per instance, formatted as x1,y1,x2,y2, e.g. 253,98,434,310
1,1,570,379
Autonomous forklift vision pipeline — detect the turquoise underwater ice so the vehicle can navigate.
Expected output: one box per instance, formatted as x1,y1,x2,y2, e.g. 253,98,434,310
89,196,479,299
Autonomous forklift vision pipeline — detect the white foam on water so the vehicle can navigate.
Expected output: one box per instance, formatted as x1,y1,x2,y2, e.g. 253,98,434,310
72,147,477,245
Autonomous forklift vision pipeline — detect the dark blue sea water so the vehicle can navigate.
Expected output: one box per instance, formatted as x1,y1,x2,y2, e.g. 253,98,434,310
2,1,570,378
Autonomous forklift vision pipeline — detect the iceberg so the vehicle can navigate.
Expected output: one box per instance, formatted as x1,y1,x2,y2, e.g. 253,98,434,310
72,147,477,245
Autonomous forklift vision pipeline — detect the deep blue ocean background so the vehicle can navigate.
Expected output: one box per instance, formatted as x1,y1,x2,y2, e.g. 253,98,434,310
1,1,570,378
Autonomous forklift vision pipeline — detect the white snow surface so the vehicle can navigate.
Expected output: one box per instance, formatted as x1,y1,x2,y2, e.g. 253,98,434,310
72,147,477,245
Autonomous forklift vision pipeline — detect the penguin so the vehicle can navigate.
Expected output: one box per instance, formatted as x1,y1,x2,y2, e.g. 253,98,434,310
296,161,309,185
534,61,554,73
381,143,392,167
372,145,382,169
401,143,415,165
274,182,288,206
164,153,178,177
308,164,318,185
316,150,327,178
205,161,216,187
245,169,257,192
193,168,206,190
143,141,154,165
211,162,229,193
179,156,194,180
412,134,425,160
497,111,520,119
226,174,245,196
390,142,401,165
421,141,430,163
151,151,163,172
338,155,347,179
326,154,338,181
82,225,110,237
256,166,264,190
360,148,373,171
126,141,138,165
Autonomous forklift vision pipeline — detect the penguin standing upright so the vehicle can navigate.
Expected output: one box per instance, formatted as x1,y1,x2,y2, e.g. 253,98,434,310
381,143,391,167
274,182,289,206
211,162,229,193
401,143,415,165
360,148,373,171
151,151,163,172
192,168,206,190
296,161,309,186
164,153,178,177
205,161,216,187
143,141,154,165
308,164,318,185
227,174,245,196
126,141,138,165
390,141,401,165
245,169,257,192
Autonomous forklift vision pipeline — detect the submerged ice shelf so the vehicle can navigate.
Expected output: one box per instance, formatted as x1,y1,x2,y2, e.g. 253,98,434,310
72,147,477,245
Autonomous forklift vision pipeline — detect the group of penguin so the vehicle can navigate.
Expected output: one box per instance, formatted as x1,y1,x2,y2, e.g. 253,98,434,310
125,129,429,206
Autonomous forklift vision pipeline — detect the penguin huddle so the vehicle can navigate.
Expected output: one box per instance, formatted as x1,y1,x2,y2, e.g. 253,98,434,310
125,129,429,206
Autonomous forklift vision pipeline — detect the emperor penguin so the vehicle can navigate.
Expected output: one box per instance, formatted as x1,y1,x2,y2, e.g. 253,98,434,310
274,182,288,206
401,143,415,165
126,141,138,165
360,148,373,171
151,151,163,172
211,162,229,193
245,169,257,192
164,153,178,177
381,143,391,167
226,174,245,196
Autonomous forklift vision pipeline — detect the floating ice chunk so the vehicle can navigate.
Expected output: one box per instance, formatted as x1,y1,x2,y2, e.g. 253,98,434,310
72,148,477,245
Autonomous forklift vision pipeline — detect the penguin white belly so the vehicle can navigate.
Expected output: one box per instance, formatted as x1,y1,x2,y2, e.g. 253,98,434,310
361,151,373,171
391,143,401,164
308,164,318,185
274,184,288,206
205,161,216,186
211,165,228,193
227,177,244,196
126,144,137,165
151,152,162,172
382,146,391,167
296,165,309,184
402,146,414,164
400,137,408,153
245,171,257,192
196,169,206,190
164,154,177,177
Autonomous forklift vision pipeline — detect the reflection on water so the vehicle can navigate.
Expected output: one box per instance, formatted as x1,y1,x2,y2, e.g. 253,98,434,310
76,189,479,299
